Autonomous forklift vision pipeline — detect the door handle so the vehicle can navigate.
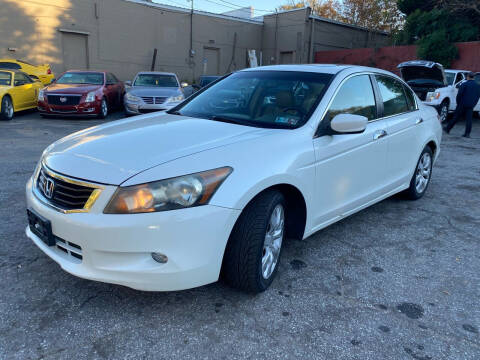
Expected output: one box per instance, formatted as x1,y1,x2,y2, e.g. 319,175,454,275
373,130,387,140
416,118,424,125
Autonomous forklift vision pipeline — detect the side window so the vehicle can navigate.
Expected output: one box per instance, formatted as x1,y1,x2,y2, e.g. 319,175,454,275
403,84,417,111
110,73,119,83
454,73,463,84
324,75,377,122
14,72,31,86
375,76,410,117
106,73,114,84
0,62,21,70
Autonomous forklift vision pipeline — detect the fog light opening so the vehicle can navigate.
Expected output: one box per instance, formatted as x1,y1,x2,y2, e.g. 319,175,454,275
151,252,168,263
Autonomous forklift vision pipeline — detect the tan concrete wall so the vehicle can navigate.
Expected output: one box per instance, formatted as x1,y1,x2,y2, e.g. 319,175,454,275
0,0,262,83
262,8,391,65
0,2,389,82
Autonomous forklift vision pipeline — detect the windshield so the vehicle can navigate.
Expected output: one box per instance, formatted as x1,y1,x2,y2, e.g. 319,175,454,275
56,72,104,85
0,71,11,86
134,74,179,87
445,72,455,85
171,71,333,129
475,74,480,85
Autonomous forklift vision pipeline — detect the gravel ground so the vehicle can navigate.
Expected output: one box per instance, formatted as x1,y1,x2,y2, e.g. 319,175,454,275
0,111,479,360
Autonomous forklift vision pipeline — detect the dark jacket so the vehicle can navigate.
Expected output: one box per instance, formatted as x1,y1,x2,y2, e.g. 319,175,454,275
456,79,480,108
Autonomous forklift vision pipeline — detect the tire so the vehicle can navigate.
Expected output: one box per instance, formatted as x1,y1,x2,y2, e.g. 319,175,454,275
0,96,14,121
404,146,433,200
222,190,286,293
98,98,108,119
438,101,449,123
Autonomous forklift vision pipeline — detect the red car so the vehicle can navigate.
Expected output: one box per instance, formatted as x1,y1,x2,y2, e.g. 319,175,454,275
38,71,124,118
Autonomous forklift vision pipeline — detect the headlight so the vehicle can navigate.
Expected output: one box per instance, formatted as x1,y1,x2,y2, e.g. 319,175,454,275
426,92,441,102
85,91,96,102
125,92,141,102
104,167,232,214
38,89,45,102
167,94,184,103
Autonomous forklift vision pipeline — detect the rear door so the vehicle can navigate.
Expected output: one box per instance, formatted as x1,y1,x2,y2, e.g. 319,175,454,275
312,74,390,229
374,75,423,189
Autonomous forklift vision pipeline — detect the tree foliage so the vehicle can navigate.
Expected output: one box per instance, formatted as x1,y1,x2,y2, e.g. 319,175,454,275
395,1,479,67
279,0,403,32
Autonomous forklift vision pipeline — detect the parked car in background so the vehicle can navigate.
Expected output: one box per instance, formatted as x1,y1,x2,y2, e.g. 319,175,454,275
26,64,441,294
0,59,54,85
0,70,43,120
37,71,124,118
124,72,185,115
398,60,457,122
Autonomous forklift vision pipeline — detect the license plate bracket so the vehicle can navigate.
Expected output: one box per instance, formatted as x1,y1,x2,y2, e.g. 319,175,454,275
27,209,55,246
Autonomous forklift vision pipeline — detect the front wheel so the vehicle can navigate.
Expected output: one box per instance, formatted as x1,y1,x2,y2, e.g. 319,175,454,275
0,96,14,121
404,146,433,200
438,101,449,123
98,98,108,119
222,191,286,293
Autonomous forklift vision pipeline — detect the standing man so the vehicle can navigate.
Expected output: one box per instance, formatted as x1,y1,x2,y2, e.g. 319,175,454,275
444,72,480,138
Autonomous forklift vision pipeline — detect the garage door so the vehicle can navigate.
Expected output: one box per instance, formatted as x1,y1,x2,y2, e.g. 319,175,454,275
61,32,88,71
203,48,220,75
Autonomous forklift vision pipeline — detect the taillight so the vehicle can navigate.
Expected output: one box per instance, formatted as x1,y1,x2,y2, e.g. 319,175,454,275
47,69,52,75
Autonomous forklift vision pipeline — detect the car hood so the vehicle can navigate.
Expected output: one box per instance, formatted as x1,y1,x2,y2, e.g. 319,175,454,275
45,83,102,94
398,60,447,87
127,86,181,97
43,114,271,185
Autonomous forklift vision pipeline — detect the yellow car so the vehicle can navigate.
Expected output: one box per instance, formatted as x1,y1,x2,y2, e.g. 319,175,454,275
0,70,44,120
0,59,54,85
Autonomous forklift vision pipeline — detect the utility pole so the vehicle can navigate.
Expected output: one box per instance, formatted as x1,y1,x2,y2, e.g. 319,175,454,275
188,0,195,82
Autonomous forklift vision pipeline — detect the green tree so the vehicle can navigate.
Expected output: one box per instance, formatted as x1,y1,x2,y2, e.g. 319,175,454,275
395,1,479,67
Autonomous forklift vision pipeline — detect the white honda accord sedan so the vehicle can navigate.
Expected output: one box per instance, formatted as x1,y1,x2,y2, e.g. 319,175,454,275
26,65,442,293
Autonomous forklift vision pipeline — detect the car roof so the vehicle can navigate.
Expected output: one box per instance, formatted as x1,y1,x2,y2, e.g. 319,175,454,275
135,71,177,76
241,64,351,74
66,70,107,74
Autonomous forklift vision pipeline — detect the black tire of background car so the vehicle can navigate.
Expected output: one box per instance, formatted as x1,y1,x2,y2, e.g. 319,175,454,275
439,101,449,123
98,98,108,119
222,190,286,293
0,96,13,121
404,146,433,200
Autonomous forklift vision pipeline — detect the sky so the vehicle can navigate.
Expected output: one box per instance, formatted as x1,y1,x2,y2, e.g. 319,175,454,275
152,0,288,17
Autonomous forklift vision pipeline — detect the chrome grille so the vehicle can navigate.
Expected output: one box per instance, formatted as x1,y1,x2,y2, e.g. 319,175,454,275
37,167,96,211
47,95,81,106
141,96,167,104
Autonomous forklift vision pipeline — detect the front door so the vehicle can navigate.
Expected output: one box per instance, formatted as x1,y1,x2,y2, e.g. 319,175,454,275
312,74,389,230
12,72,35,109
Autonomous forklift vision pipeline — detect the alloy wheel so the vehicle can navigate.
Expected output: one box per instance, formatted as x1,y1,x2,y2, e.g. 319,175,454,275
261,204,284,280
415,152,432,194
440,105,448,122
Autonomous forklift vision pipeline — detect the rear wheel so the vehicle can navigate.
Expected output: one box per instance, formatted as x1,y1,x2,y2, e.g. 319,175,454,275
98,98,108,119
404,146,433,200
222,190,286,293
0,96,14,121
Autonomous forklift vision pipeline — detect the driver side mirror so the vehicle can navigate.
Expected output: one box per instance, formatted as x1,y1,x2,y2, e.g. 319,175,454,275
180,82,189,88
330,114,368,134
125,80,132,87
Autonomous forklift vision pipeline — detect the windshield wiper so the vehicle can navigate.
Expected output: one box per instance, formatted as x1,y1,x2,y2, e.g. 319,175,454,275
209,115,247,126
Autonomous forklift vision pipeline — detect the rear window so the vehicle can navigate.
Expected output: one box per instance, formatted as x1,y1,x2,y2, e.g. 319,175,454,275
0,71,12,86
56,72,104,85
0,62,21,70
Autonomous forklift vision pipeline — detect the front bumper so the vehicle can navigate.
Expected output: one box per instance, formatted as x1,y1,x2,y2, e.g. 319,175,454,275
38,100,101,116
124,101,180,115
25,177,240,291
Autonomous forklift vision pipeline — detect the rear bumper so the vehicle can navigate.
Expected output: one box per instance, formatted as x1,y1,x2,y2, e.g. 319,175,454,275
25,177,240,291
